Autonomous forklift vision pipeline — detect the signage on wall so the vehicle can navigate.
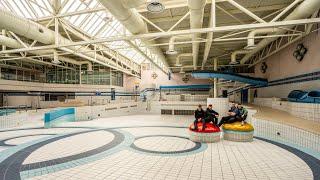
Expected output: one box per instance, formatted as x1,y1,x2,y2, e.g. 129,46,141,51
151,72,158,79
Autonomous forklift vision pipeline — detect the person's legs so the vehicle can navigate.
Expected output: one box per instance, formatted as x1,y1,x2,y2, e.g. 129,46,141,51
202,118,207,130
214,117,218,125
193,119,199,130
227,117,238,124
218,116,231,126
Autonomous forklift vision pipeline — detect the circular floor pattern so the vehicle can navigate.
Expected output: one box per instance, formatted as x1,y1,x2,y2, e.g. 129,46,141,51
0,125,319,180
0,129,124,180
0,134,56,147
23,130,115,164
130,135,203,155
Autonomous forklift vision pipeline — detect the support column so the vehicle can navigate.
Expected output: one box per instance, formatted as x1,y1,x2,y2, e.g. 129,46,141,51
1,29,6,51
213,58,218,98
79,65,82,84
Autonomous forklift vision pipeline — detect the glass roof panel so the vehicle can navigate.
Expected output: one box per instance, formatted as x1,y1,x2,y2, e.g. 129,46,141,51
0,0,167,71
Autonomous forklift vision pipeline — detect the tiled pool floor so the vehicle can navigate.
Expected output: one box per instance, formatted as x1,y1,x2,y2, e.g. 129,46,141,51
0,115,319,180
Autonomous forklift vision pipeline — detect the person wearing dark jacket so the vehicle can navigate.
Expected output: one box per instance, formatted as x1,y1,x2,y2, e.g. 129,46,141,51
218,103,241,127
193,105,205,130
202,104,219,130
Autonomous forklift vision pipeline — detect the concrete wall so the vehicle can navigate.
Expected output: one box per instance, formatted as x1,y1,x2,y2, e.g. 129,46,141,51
255,32,320,81
254,32,320,98
124,68,211,91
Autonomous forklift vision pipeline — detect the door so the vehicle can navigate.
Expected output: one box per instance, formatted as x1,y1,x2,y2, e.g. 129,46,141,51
111,88,115,101
241,89,248,104
0,93,3,107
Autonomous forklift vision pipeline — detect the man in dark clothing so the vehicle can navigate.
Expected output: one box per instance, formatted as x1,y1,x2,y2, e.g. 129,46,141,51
228,102,236,112
218,103,241,127
202,104,219,130
193,105,205,130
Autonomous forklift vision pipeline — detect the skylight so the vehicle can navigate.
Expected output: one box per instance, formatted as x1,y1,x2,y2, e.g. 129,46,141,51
0,0,167,71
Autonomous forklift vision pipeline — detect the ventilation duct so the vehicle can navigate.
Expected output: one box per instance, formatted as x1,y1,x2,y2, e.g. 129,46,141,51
230,50,250,65
98,0,169,71
176,53,192,67
241,0,320,64
0,35,92,70
167,35,191,55
188,0,206,70
245,28,278,49
0,9,129,74
122,0,145,9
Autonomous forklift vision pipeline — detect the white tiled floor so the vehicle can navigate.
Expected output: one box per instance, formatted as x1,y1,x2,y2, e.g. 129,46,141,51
0,114,316,180
24,131,115,164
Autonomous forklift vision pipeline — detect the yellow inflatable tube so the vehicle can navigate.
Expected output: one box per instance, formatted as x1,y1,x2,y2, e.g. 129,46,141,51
222,122,254,132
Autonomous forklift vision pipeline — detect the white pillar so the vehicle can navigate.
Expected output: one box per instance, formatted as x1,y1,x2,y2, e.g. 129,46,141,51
2,29,6,51
213,58,218,98
79,65,82,84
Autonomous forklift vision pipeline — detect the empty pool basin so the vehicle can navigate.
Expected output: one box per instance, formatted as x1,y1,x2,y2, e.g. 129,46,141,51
288,90,320,103
222,122,254,142
189,122,221,143
0,109,16,116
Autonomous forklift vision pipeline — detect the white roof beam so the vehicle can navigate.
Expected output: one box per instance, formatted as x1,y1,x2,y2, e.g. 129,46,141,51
2,17,320,54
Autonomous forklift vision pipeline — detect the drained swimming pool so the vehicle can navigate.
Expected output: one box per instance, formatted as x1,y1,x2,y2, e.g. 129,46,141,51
0,114,319,180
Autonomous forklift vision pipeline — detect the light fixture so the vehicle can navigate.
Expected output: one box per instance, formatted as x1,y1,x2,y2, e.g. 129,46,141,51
103,14,113,23
175,63,182,67
166,49,178,55
52,59,61,64
229,61,239,65
147,0,165,13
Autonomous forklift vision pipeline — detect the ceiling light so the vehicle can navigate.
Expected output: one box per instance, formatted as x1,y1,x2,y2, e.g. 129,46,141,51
147,0,165,13
52,59,61,64
103,14,113,23
166,49,178,55
175,63,182,67
229,61,239,65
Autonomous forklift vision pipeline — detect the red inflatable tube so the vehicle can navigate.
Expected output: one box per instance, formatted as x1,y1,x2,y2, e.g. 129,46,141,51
189,122,221,133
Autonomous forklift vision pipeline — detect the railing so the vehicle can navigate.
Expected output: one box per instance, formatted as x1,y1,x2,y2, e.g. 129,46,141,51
0,111,27,129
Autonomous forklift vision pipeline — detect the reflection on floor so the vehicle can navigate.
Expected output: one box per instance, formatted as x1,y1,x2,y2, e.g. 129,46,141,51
0,115,319,180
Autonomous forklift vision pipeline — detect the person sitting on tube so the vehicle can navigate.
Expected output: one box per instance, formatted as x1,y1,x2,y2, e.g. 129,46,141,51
202,104,219,130
238,103,248,125
218,103,241,127
228,101,236,112
193,104,205,130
